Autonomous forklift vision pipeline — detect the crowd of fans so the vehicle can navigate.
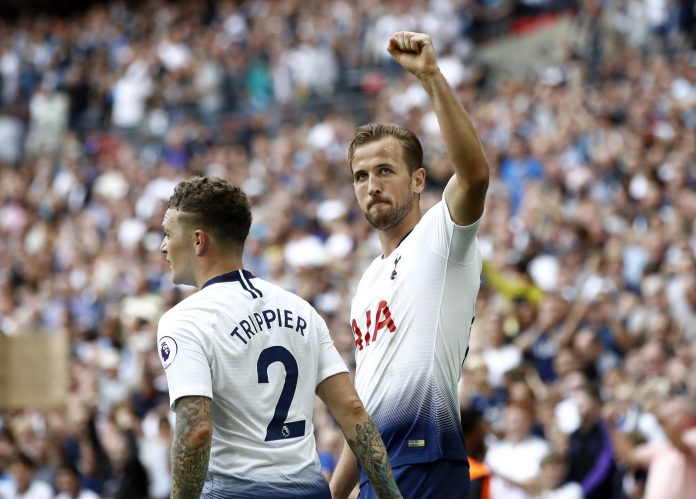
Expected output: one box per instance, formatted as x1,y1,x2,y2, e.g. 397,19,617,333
0,0,694,498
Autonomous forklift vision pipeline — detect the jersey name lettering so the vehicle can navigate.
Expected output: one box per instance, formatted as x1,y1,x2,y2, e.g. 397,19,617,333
351,300,397,351
230,308,307,345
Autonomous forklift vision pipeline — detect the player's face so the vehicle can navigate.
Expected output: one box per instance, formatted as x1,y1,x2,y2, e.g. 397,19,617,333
351,137,420,231
160,208,196,286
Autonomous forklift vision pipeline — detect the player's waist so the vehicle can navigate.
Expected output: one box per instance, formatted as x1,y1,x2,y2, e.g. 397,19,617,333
208,439,317,476
360,417,467,481
205,468,329,498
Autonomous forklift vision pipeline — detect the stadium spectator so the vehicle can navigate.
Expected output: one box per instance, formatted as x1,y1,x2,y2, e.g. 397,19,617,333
566,384,618,499
54,463,101,499
0,1,693,497
0,452,53,499
609,394,696,499
485,403,551,499
481,312,524,387
0,428,16,488
461,408,492,499
461,356,509,432
531,452,583,499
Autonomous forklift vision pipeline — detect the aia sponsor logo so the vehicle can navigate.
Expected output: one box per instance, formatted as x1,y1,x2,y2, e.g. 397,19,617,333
351,300,397,350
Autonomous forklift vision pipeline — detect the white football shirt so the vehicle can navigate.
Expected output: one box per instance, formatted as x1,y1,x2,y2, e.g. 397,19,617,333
157,270,347,493
351,197,482,473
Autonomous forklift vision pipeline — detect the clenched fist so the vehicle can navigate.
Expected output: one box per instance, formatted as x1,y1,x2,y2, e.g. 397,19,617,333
386,31,439,79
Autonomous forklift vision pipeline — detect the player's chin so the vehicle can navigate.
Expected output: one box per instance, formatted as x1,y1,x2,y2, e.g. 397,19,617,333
170,269,183,285
366,212,398,231
366,202,389,216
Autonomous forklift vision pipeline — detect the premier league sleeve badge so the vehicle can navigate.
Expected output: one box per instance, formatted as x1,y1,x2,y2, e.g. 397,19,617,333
158,336,178,369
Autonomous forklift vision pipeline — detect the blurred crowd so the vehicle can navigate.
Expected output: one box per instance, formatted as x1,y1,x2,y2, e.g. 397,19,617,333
0,0,695,498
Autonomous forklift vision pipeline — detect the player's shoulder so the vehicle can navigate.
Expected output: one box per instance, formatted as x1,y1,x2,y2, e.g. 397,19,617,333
419,197,482,230
157,290,212,334
413,198,482,259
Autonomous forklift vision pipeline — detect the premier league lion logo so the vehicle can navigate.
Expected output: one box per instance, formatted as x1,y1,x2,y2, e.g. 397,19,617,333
161,342,170,362
159,336,178,368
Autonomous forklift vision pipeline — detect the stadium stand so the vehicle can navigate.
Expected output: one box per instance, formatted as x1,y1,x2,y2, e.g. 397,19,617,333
0,0,694,497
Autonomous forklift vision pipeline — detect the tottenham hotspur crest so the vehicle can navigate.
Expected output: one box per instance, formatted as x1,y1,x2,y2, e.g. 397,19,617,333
159,336,178,369
391,255,402,280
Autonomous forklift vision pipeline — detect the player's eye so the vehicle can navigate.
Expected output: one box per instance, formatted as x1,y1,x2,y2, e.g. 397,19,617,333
354,172,367,182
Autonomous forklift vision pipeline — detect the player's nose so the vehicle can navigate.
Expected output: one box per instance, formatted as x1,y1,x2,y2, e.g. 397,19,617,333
367,175,382,195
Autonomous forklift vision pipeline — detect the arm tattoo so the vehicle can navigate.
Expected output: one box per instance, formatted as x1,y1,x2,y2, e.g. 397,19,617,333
346,420,401,498
171,396,212,499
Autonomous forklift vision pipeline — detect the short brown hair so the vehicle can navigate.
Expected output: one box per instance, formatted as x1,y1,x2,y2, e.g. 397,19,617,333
347,123,423,174
168,176,251,250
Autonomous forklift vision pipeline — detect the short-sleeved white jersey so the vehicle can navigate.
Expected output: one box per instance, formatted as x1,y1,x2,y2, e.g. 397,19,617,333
350,197,482,472
157,270,347,491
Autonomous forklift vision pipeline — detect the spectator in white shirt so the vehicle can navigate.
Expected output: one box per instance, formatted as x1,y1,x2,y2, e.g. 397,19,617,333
0,452,53,499
486,403,551,499
54,464,100,499
531,452,584,499
482,312,522,387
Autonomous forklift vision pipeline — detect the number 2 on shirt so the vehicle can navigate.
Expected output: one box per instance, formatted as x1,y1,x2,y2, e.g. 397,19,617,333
257,346,306,441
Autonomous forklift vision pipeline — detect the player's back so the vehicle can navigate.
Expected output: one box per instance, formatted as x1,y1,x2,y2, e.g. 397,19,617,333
158,270,346,496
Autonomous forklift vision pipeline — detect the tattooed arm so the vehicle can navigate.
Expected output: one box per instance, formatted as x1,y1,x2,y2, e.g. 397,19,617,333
317,373,401,499
171,396,213,499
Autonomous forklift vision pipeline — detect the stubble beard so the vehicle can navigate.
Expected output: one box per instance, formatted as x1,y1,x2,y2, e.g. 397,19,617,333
365,196,413,231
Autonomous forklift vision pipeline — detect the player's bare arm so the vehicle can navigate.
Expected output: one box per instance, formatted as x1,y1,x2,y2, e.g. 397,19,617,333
171,395,213,499
388,31,489,226
331,443,359,498
318,373,402,499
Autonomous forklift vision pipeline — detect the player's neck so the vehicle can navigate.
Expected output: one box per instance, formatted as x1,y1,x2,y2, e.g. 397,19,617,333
196,256,244,289
378,209,421,258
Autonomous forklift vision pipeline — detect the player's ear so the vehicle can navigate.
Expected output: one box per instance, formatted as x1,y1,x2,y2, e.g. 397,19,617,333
412,167,426,194
193,229,208,256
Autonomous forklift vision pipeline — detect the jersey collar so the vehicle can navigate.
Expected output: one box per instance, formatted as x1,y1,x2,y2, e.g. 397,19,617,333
201,269,256,289
381,228,414,259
